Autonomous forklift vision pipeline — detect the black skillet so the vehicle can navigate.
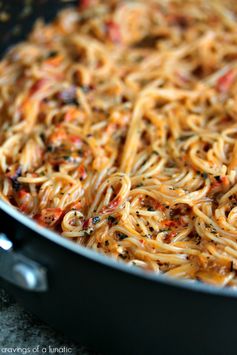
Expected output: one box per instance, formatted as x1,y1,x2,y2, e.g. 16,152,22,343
0,2,237,355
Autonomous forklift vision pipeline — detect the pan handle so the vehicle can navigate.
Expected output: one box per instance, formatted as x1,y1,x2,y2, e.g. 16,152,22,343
0,233,48,292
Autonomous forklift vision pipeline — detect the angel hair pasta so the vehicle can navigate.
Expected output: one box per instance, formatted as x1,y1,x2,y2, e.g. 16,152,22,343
1,0,237,287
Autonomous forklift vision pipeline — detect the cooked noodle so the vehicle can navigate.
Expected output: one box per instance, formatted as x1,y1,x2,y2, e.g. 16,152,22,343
1,0,237,286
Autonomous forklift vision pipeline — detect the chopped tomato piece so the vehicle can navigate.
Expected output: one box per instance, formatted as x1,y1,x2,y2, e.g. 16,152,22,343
64,108,86,123
77,164,87,180
101,196,122,214
65,109,76,122
44,55,63,67
80,0,91,9
29,79,48,96
106,123,117,135
48,127,68,145
106,21,121,44
31,173,38,178
221,176,229,187
210,180,221,191
69,201,82,211
153,201,166,212
82,218,92,230
216,69,236,93
164,231,177,244
17,189,33,213
69,135,82,145
210,176,229,192
18,189,28,199
35,208,63,227
162,219,180,228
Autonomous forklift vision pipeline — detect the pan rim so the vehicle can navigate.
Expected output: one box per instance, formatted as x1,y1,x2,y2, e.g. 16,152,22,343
1,198,237,298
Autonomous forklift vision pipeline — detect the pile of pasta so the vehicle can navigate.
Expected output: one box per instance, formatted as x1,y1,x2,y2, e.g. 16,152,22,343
1,0,237,286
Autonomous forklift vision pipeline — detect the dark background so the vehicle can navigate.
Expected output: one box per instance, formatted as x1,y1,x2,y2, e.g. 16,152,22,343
0,288,99,355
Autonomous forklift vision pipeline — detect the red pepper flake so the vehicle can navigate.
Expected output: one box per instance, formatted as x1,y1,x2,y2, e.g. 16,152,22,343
216,69,236,93
106,21,121,44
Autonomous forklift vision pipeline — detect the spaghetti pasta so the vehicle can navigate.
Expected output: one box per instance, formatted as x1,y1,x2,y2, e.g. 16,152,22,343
1,0,237,286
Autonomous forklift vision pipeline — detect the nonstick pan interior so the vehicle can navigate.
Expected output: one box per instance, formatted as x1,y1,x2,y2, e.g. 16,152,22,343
0,0,77,57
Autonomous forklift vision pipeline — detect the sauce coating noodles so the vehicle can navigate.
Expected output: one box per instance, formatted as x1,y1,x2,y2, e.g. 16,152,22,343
1,0,237,286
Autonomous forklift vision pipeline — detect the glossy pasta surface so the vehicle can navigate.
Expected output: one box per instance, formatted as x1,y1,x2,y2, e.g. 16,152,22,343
1,0,237,286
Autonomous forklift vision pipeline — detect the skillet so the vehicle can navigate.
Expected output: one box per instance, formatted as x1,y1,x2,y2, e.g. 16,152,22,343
0,1,237,354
